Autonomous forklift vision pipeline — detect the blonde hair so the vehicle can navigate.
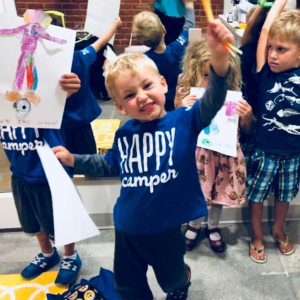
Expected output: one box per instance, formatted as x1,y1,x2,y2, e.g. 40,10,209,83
180,39,242,101
133,11,163,49
269,10,300,45
105,53,160,101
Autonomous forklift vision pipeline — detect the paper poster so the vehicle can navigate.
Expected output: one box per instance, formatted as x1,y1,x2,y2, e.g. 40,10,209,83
37,143,100,247
196,89,242,157
0,11,75,129
84,0,121,43
189,28,202,43
0,0,17,15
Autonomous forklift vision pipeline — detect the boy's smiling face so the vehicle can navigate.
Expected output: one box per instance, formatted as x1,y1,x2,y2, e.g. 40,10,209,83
113,66,168,122
268,35,300,73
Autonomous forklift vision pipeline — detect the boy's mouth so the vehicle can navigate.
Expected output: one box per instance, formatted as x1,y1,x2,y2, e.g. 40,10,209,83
140,102,155,112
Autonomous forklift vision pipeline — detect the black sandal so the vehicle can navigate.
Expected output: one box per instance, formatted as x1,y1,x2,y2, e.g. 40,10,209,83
205,225,226,253
185,225,200,251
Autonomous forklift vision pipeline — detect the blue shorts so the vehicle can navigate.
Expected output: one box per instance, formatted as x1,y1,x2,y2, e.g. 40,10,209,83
247,148,300,203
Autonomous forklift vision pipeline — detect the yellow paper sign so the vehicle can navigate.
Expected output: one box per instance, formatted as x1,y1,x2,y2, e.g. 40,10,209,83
91,119,121,152
0,271,67,300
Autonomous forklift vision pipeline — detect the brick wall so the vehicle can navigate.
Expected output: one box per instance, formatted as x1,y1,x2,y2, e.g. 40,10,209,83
14,0,223,52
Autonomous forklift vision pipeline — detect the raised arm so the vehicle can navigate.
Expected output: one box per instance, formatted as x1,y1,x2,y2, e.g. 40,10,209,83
183,0,195,31
241,5,268,46
0,24,27,36
256,0,287,72
200,19,233,127
91,18,122,53
37,25,66,44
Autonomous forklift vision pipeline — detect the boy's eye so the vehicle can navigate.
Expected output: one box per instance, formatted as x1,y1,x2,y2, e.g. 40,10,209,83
144,83,152,89
204,73,209,78
278,47,286,52
125,93,135,100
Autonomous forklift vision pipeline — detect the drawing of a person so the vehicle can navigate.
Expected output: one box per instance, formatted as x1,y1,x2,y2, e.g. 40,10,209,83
0,10,66,91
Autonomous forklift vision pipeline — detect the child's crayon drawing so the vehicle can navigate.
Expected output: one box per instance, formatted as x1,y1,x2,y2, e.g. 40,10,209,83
0,10,66,92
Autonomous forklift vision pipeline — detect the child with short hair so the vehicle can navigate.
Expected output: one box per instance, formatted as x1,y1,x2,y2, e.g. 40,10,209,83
175,40,254,252
0,74,82,285
53,19,234,300
248,0,300,263
133,0,195,112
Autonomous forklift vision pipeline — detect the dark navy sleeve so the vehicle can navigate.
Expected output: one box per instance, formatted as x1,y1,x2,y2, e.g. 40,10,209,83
43,129,65,148
72,45,97,73
253,62,271,85
104,136,120,172
177,101,203,137
170,30,189,61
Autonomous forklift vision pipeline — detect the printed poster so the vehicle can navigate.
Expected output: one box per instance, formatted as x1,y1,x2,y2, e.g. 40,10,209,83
84,0,121,43
194,88,242,157
0,12,75,129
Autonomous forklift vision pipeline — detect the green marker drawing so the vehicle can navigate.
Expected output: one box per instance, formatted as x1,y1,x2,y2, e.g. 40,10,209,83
202,139,213,146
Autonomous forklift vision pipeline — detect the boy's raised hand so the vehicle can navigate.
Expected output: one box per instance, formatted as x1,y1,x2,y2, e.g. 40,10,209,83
53,146,75,167
207,19,234,55
113,17,122,30
236,99,253,122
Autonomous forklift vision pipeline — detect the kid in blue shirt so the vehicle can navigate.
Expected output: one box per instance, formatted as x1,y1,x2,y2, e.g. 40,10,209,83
54,19,234,300
0,74,82,286
248,1,300,264
61,18,122,155
133,0,195,111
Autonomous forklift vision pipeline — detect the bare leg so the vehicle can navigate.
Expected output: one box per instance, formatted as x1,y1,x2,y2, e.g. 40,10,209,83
273,200,293,253
64,243,76,256
250,202,264,249
36,232,53,254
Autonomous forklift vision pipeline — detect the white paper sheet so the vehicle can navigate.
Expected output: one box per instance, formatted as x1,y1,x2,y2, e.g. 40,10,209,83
0,13,75,129
0,0,17,15
189,28,202,43
84,0,121,43
104,46,117,61
37,143,100,247
196,89,242,157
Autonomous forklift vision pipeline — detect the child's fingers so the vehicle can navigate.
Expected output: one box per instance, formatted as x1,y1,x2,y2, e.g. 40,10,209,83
52,146,65,154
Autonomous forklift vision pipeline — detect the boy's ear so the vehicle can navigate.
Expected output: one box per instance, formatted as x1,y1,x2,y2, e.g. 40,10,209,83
114,101,129,116
160,76,168,94
162,25,167,34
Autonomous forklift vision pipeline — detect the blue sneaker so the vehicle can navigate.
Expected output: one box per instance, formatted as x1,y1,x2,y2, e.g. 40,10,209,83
21,247,60,280
55,251,82,286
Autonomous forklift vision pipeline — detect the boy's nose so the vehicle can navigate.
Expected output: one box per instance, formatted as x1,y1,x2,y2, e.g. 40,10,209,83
137,91,148,102
270,50,277,59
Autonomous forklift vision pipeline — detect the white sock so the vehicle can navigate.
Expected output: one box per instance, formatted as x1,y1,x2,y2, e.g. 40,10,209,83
63,253,76,260
207,224,221,241
42,250,54,257
185,224,200,240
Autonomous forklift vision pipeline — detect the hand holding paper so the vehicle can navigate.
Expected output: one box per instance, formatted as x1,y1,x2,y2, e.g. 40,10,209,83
59,73,81,98
53,146,75,167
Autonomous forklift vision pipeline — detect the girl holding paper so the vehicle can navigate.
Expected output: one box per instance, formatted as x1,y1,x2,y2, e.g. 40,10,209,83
175,39,255,252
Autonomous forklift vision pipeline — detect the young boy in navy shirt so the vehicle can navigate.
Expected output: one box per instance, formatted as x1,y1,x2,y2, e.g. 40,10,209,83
62,18,122,155
132,0,195,112
54,19,234,300
248,0,300,263
0,74,82,286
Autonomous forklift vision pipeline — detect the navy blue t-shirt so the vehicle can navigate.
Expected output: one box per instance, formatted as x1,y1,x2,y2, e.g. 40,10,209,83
105,101,208,235
145,30,188,103
63,46,102,128
0,126,67,183
254,63,300,154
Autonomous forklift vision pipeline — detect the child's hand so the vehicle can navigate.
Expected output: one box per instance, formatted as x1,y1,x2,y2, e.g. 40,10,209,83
182,95,197,107
113,17,122,30
207,19,234,55
60,73,81,98
236,99,253,122
53,146,75,167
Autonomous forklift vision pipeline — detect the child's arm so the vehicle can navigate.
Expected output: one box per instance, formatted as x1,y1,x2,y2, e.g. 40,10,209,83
256,0,287,72
38,25,66,44
53,146,119,177
236,99,255,135
241,5,268,46
183,1,195,31
91,18,122,53
200,19,233,127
